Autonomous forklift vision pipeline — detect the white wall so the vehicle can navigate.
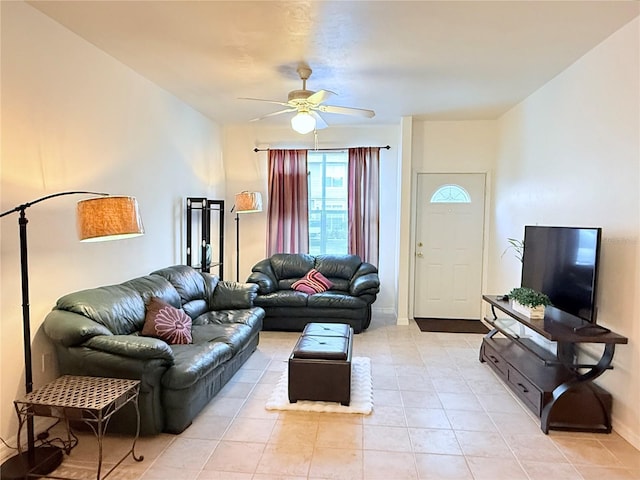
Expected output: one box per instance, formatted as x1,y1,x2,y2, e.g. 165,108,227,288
222,124,400,314
0,2,224,449
413,120,498,173
489,18,640,447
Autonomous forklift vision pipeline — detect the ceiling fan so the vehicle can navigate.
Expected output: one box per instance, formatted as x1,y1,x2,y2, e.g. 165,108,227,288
240,65,375,134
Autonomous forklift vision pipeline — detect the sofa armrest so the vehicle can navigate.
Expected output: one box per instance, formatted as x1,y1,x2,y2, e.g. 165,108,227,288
209,281,258,310
353,262,378,278
247,259,277,294
246,272,277,294
83,335,174,363
44,310,113,348
350,272,381,296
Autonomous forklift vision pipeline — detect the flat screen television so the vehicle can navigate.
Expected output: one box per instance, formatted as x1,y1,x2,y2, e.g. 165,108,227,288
521,225,602,324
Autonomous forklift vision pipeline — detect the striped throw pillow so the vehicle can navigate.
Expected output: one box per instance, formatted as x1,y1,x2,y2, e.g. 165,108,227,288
292,268,333,294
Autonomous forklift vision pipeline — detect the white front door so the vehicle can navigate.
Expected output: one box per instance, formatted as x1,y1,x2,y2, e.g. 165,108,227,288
414,173,486,319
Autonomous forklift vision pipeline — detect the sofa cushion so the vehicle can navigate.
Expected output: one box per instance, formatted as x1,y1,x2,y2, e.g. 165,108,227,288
314,254,362,280
193,308,264,330
209,281,258,310
122,275,182,308
151,265,208,318
291,281,316,295
254,290,309,308
307,292,368,309
327,279,350,292
142,297,193,345
54,284,146,335
162,340,233,389
193,323,257,354
270,253,315,281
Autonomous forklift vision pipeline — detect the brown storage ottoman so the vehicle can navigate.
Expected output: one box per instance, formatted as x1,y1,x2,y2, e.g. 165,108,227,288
288,323,353,405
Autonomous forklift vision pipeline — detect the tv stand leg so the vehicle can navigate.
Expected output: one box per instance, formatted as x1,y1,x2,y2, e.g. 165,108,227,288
541,343,616,433
556,342,576,366
478,327,499,363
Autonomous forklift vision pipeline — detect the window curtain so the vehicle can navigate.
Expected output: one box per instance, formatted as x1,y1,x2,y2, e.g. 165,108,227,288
267,149,309,255
348,147,380,265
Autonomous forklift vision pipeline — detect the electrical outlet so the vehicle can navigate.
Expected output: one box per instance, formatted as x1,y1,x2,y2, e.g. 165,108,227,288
41,352,53,373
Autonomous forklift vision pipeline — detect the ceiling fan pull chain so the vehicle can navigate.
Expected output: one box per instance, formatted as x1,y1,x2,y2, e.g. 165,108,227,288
314,129,319,151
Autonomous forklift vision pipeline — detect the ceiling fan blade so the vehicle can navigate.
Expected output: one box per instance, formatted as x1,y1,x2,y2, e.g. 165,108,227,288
306,89,336,105
250,108,297,122
310,111,328,130
318,104,375,118
239,97,290,107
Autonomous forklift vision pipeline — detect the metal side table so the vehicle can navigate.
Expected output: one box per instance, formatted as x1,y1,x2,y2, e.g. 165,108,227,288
14,375,144,479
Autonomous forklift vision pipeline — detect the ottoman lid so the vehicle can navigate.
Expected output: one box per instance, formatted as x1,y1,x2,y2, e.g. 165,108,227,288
302,323,351,338
292,335,349,360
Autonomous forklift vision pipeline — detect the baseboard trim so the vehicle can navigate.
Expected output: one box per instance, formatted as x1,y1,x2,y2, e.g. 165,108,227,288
612,417,640,450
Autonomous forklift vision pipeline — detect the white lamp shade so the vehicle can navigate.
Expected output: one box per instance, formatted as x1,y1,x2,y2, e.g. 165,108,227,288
235,191,263,213
77,196,144,242
290,111,316,134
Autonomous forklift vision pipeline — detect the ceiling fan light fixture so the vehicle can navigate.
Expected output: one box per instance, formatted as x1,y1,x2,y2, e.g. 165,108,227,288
291,111,316,134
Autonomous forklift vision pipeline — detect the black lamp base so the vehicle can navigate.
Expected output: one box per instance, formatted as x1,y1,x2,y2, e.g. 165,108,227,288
0,446,63,480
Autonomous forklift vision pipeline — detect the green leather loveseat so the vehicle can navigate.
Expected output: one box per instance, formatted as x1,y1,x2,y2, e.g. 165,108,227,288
43,265,264,435
247,254,379,333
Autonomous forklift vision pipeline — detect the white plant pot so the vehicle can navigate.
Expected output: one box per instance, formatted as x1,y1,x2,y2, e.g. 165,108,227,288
512,300,545,319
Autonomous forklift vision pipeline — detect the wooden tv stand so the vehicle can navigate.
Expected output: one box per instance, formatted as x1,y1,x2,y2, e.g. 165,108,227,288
480,295,628,434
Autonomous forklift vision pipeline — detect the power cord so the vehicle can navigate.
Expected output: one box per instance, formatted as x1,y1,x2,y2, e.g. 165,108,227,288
0,421,78,457
0,435,18,451
35,420,78,454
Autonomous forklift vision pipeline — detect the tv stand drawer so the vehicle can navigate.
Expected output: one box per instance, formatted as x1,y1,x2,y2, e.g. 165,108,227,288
507,366,542,414
482,342,508,376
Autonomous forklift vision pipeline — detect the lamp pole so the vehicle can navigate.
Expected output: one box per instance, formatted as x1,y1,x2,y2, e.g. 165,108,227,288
233,192,263,283
0,191,108,480
235,211,240,282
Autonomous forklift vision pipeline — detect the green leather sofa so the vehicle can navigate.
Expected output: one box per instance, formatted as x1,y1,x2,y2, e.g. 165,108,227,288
43,265,264,435
247,254,380,333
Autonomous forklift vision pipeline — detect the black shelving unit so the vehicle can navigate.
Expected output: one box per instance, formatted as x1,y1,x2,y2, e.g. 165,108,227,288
186,197,224,279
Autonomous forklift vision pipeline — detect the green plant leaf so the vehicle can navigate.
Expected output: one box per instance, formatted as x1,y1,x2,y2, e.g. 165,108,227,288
508,287,551,307
501,238,524,263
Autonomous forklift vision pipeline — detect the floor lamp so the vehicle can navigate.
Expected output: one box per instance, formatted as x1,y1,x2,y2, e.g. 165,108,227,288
0,192,144,480
233,191,262,281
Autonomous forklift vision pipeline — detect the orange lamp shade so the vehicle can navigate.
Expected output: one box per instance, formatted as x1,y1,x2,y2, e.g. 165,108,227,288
77,196,144,242
235,192,263,214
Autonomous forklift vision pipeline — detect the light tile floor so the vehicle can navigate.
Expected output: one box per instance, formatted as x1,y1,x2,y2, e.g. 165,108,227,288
49,315,640,479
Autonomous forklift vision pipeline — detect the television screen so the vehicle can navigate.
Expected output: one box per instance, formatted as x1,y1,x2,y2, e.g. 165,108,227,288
521,226,601,323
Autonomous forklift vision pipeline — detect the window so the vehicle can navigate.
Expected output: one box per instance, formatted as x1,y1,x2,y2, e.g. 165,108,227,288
430,184,471,203
308,151,348,254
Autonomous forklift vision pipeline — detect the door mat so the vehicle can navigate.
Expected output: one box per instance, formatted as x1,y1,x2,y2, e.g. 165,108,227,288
265,357,372,414
415,318,490,334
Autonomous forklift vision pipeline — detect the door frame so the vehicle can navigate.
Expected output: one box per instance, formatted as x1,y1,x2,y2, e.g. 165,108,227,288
408,170,492,321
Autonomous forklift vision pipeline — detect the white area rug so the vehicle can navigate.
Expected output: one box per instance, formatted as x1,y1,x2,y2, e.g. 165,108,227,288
265,356,373,414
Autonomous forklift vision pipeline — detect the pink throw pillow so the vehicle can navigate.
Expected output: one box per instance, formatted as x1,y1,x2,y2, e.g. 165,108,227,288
292,268,333,294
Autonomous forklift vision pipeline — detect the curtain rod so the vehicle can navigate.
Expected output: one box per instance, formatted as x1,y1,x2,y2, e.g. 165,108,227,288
253,145,391,153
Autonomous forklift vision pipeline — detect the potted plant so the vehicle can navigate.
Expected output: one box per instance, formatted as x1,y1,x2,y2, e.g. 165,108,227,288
508,287,551,319
501,238,524,263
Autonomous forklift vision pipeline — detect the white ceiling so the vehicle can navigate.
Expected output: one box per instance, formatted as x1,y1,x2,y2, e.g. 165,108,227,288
28,1,640,128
